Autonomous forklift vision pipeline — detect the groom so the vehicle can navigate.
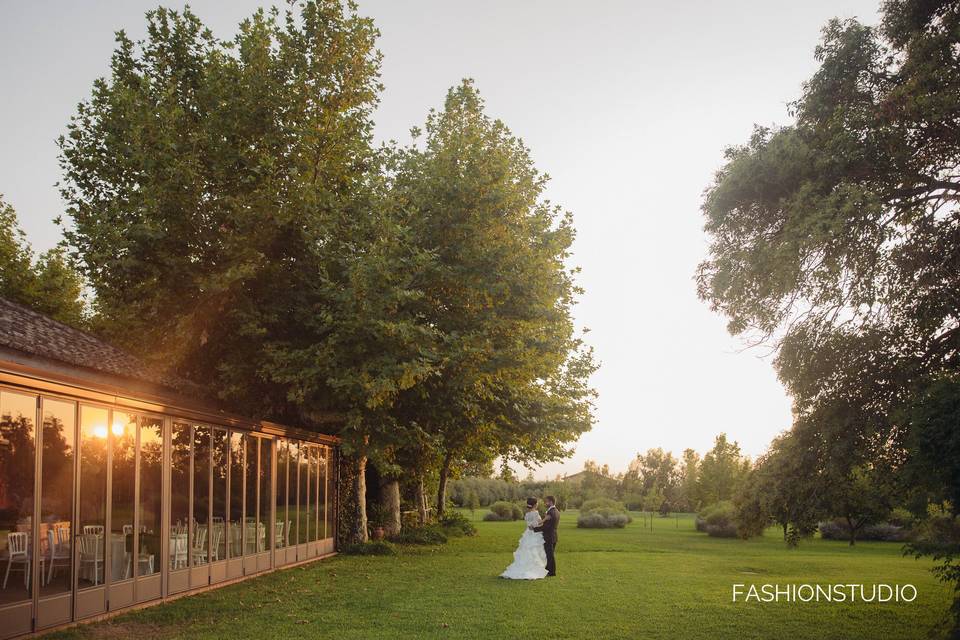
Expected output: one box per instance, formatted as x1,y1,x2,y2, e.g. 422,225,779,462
533,496,559,577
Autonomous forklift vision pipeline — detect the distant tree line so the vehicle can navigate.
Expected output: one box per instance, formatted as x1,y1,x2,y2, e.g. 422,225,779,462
448,433,751,514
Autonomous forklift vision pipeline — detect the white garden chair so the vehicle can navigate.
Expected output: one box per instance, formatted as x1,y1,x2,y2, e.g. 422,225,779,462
209,526,223,562
77,534,103,586
191,526,208,565
82,525,104,537
3,532,30,590
46,527,71,586
169,534,188,570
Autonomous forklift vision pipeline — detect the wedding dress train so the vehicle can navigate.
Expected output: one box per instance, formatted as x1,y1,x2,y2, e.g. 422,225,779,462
500,509,548,580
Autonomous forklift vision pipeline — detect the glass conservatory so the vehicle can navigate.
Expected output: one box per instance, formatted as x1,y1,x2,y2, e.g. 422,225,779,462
0,299,338,638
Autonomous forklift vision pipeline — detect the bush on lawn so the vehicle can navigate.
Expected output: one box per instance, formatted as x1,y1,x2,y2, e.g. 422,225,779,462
818,519,910,542
577,509,629,528
342,540,397,556
440,511,477,537
487,501,524,521
390,524,448,545
578,498,632,528
696,501,738,537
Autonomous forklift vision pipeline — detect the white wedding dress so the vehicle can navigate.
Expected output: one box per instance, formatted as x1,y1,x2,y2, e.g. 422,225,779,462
500,510,548,579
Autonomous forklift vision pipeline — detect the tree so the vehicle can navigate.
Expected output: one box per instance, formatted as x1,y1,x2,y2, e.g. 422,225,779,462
698,0,960,630
697,434,749,505
678,448,701,511
386,80,596,518
57,2,433,543
734,431,823,545
0,197,85,326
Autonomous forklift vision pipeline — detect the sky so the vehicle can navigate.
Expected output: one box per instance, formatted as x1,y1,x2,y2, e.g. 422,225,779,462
0,0,881,478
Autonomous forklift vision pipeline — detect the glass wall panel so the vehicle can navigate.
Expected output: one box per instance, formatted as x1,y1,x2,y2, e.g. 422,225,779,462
138,417,162,577
309,446,318,543
40,397,74,596
192,425,210,566
287,442,299,548
298,444,310,544
211,429,227,562
78,405,107,588
0,391,36,605
110,411,136,581
325,447,335,539
228,432,243,558
244,437,258,555
316,447,327,540
169,422,190,571
258,439,272,552
275,440,287,549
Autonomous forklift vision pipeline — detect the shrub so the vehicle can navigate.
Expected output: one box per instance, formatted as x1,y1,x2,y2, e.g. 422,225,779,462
390,524,448,545
577,509,629,528
342,540,397,556
580,498,628,514
440,511,477,537
697,501,738,537
483,512,510,521
489,501,523,521
578,498,632,528
818,518,910,542
888,507,916,529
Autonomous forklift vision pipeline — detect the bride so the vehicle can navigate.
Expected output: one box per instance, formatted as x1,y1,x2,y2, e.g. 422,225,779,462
500,497,548,580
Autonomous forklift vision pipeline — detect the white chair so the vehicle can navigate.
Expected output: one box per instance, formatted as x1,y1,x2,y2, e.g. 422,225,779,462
209,525,224,562
169,534,188,570
46,527,71,586
3,532,30,590
191,526,208,565
122,524,133,536
275,521,284,548
83,525,104,537
77,534,103,586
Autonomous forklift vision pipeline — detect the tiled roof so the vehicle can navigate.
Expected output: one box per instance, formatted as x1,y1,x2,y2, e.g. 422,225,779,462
0,296,196,394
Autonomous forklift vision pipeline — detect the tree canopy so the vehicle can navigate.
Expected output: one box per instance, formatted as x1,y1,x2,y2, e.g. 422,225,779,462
698,0,960,630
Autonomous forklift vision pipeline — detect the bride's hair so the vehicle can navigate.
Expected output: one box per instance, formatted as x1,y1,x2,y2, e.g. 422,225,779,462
526,497,538,508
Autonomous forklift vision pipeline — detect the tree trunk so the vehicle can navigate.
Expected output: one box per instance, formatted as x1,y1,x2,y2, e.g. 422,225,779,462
846,516,857,546
435,451,453,520
416,474,428,525
379,476,401,537
346,454,368,544
782,523,788,540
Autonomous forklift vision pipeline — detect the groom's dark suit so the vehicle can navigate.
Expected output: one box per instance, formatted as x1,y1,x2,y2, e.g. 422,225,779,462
533,505,559,576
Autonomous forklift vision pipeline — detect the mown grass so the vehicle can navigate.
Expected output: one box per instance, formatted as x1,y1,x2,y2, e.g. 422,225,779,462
46,512,953,640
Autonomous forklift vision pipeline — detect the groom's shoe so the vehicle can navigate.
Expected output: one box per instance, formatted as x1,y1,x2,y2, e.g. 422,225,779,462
546,573,556,577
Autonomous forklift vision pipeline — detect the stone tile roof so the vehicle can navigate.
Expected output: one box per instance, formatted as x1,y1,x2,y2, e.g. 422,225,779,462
0,296,196,394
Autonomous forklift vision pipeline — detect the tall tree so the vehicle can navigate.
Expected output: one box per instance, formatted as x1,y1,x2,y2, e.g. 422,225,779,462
387,80,597,517
697,434,749,505
698,0,960,631
0,196,85,326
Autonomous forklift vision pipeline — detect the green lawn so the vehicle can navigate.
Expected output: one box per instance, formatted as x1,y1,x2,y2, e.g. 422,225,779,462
47,512,953,640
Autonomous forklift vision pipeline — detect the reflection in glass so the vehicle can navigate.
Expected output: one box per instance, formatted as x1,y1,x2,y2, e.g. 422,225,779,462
326,447,335,540
244,437,258,554
309,446,318,542
275,440,287,549
287,442,299,548
192,425,210,566
211,429,227,562
0,391,36,604
316,447,327,540
259,439,272,551
138,417,162,577
229,432,244,558
170,422,190,571
298,444,310,544
78,405,107,588
40,397,74,596
111,411,136,581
